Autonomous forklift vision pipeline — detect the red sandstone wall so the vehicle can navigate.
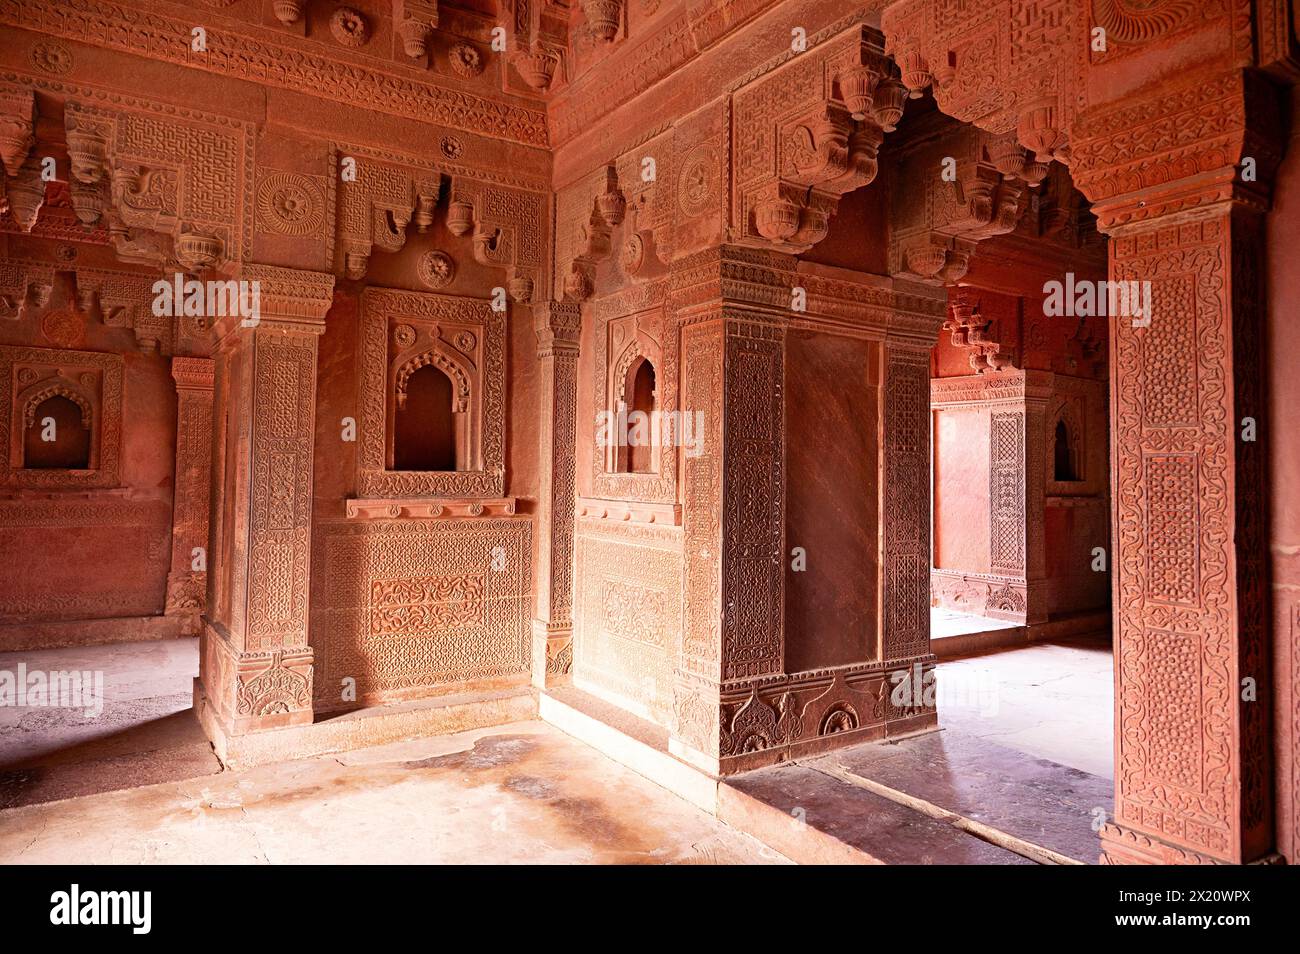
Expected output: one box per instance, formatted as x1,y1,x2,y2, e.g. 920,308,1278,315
0,263,176,638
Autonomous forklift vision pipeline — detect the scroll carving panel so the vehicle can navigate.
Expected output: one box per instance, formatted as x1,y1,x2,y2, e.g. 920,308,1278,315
311,518,532,706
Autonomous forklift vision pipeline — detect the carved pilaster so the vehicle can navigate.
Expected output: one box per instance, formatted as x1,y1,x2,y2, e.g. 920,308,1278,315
1072,74,1280,865
199,265,334,736
532,301,581,686
165,357,215,630
671,247,788,771
881,334,933,660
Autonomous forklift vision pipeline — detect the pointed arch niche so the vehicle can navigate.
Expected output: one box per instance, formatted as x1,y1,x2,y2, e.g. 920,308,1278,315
355,287,508,505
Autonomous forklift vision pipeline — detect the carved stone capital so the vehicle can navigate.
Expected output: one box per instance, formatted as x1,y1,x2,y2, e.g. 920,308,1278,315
0,83,35,180
1072,69,1285,235
171,355,215,392
534,300,582,357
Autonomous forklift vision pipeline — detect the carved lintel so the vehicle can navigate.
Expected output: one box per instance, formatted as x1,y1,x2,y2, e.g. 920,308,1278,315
345,496,517,519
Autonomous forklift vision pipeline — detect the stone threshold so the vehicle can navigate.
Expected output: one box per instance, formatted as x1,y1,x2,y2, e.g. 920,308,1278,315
197,682,538,770
539,685,1067,864
932,609,1111,659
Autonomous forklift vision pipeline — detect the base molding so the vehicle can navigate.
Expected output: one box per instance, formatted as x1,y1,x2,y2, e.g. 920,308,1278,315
1099,822,1283,866
539,686,719,813
195,680,538,770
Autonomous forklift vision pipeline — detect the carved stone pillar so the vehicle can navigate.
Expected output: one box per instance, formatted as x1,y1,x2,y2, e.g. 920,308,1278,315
672,248,787,774
1072,73,1281,865
198,265,334,739
164,356,215,632
1022,378,1051,626
532,300,581,686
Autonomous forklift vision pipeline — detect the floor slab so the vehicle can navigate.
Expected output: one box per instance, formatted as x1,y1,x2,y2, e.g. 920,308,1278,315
816,729,1112,863
722,761,1035,865
0,721,785,865
935,633,1114,778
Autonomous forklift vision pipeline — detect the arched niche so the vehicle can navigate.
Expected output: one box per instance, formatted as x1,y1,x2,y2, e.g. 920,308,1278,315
388,345,474,474
614,352,658,475
393,363,459,472
24,392,92,470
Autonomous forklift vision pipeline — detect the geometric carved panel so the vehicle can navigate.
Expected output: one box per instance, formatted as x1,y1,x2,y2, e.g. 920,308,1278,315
1144,454,1199,606
310,517,531,707
573,520,681,723
989,410,1025,574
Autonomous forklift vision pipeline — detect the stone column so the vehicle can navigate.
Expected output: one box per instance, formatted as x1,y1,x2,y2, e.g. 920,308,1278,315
672,248,787,774
197,265,334,741
1073,71,1280,865
532,300,581,686
164,356,215,633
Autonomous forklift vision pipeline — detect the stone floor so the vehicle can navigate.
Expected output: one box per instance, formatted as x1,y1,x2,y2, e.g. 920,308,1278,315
936,632,1114,779
0,634,1114,864
931,607,1021,640
0,637,221,809
0,720,784,864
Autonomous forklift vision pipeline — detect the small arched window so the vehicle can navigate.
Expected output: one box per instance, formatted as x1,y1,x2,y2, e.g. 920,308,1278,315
394,364,456,471
24,395,91,470
618,357,657,474
1053,418,1079,482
